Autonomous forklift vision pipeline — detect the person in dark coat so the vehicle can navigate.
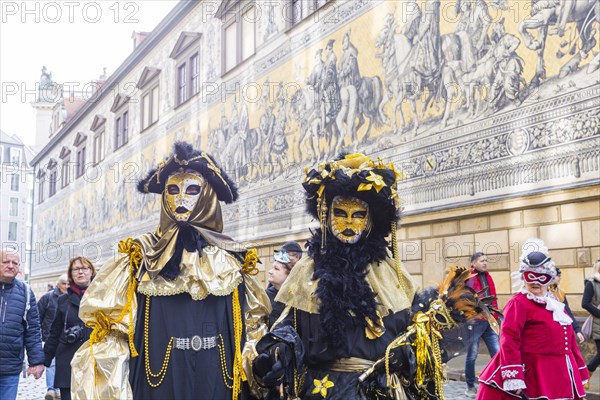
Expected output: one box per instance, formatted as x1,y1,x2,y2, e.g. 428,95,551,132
44,257,95,400
38,274,68,400
0,250,45,400
252,154,419,400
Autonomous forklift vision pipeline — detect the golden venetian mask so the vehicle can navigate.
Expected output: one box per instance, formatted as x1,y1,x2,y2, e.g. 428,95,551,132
328,195,372,244
165,171,206,221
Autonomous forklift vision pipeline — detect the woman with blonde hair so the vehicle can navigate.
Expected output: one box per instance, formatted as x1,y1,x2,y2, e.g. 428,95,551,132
43,257,96,400
582,259,600,389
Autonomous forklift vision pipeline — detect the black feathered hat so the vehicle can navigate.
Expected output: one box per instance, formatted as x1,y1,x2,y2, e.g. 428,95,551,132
303,153,402,240
137,141,238,203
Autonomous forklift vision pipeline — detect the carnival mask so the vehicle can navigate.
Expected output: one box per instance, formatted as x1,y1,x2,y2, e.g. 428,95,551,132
523,271,553,286
165,171,206,221
329,195,371,244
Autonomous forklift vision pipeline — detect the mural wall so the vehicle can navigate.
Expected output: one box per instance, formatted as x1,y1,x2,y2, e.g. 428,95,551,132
32,0,599,277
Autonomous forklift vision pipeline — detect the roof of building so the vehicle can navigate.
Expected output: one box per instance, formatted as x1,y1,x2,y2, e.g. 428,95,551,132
0,129,24,146
63,98,88,124
0,130,37,166
31,0,193,166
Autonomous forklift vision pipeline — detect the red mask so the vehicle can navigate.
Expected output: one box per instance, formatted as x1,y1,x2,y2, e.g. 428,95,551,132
523,271,553,285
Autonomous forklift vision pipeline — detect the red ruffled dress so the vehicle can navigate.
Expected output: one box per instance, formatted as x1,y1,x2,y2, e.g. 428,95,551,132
477,291,589,400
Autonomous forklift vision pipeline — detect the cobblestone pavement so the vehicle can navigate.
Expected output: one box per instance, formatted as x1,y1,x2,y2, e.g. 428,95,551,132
17,371,46,400
13,372,480,400
15,370,598,400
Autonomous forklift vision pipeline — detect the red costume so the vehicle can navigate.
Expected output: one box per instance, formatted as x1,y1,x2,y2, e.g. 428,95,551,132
477,291,589,400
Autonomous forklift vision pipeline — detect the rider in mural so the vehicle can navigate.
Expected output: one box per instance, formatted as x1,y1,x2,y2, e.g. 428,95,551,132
251,153,500,399
320,39,342,124
413,0,442,78
70,142,270,400
486,18,526,109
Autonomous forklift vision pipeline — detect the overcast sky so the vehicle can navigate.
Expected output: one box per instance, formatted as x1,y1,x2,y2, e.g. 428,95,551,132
0,0,178,147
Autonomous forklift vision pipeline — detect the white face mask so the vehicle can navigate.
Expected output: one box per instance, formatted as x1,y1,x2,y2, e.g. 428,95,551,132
165,172,205,221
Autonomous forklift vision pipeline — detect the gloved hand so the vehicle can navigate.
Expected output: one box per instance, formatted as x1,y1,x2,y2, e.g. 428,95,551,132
252,342,292,387
386,344,416,381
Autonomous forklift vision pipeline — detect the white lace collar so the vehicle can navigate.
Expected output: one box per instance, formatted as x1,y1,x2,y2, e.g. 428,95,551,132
519,288,573,326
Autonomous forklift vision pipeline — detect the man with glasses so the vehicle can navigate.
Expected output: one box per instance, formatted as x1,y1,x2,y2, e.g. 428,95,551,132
0,250,45,400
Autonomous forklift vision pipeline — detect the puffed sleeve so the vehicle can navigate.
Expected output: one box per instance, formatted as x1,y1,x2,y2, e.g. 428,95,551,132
71,245,139,400
241,272,271,396
498,298,527,391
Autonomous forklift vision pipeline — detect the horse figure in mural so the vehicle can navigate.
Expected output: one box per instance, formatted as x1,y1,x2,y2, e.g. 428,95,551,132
208,128,227,165
376,15,460,132
356,75,386,142
375,22,421,133
519,0,598,87
289,85,322,164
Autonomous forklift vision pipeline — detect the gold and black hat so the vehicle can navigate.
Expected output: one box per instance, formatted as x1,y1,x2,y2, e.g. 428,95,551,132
137,141,238,203
303,153,402,238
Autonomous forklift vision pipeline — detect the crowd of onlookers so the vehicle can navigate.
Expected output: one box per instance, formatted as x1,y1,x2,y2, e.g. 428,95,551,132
1,245,599,400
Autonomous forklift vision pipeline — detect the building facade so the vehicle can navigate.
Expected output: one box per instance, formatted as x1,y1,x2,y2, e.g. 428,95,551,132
30,0,600,306
1,131,35,278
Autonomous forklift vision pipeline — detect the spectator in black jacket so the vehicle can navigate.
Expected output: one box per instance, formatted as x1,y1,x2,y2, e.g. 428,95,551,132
0,250,45,400
549,267,585,343
44,257,95,400
37,274,68,400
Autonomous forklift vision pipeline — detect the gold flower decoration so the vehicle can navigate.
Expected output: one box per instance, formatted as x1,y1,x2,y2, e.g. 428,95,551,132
365,171,386,192
311,374,335,398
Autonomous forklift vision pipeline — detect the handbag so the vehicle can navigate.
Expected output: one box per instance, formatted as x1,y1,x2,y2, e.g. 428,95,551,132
581,315,593,340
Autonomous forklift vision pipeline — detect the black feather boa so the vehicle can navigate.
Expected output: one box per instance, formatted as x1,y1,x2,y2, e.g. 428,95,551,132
159,225,207,280
308,229,390,346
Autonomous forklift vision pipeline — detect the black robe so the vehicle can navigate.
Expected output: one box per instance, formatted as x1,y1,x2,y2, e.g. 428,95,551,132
129,284,251,400
275,304,412,400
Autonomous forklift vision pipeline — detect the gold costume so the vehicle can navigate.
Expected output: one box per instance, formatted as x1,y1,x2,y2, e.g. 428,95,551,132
71,144,270,399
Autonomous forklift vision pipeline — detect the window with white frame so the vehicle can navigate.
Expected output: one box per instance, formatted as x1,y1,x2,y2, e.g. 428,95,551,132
76,145,86,178
111,94,130,151
10,148,21,165
175,52,200,105
8,222,17,241
137,67,161,132
74,132,87,178
220,2,256,74
10,174,19,191
170,33,201,107
49,168,57,197
93,129,105,164
289,0,329,26
90,115,106,165
115,110,129,150
60,147,71,188
38,170,45,204
142,85,160,130
61,159,70,188
9,197,18,217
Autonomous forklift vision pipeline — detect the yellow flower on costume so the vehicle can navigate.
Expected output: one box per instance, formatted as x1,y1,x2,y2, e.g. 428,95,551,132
241,248,259,275
365,171,386,192
311,374,335,398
